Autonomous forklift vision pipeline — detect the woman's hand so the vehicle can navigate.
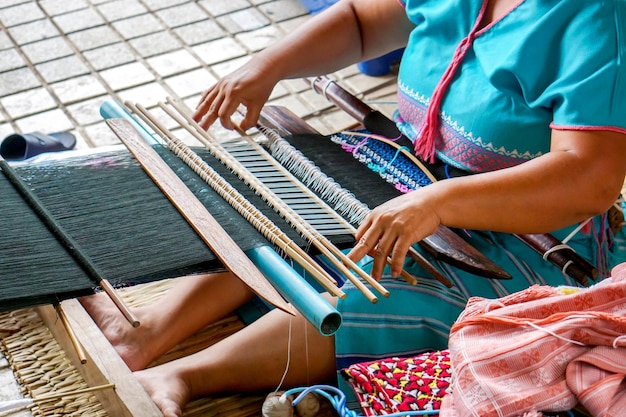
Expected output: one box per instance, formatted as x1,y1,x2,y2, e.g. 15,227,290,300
348,129,626,281
348,190,441,280
193,56,279,131
191,0,412,132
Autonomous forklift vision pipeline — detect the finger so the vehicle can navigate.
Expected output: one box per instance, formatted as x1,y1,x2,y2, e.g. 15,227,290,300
240,104,262,131
193,87,217,122
389,242,410,278
346,235,373,264
198,93,225,130
369,231,396,276
218,96,243,130
353,215,373,243
369,245,388,280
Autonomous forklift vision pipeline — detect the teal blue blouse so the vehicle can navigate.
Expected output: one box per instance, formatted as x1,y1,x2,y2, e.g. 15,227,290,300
395,0,626,173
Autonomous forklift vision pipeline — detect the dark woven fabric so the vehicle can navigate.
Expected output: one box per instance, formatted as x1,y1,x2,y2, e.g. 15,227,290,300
1,146,353,311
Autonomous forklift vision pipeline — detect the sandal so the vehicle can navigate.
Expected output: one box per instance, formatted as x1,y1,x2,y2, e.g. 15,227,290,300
0,131,76,161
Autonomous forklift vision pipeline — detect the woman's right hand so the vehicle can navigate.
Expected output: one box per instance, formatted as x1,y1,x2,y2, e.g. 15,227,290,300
193,56,279,131
192,0,411,132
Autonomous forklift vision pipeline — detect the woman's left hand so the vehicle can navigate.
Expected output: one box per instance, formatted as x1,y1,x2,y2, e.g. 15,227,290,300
348,190,441,280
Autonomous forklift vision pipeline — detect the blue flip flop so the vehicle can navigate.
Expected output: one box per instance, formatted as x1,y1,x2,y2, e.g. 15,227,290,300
0,131,77,161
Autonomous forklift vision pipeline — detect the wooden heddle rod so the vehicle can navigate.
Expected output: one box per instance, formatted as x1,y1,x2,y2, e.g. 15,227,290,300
125,99,401,303
105,118,293,315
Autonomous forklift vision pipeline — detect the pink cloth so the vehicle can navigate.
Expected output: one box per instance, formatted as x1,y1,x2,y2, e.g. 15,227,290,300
440,263,626,417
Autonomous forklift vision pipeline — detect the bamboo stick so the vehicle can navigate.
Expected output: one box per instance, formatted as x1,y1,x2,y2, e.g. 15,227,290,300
163,99,383,301
56,303,87,364
126,102,345,299
34,383,115,403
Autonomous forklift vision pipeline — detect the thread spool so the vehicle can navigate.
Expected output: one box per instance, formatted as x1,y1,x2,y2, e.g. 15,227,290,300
261,391,321,417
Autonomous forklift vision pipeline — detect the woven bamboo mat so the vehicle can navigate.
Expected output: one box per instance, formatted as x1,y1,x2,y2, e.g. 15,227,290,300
0,279,339,417
0,309,107,417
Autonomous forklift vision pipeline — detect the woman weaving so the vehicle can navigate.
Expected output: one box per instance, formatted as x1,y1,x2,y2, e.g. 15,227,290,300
82,0,626,415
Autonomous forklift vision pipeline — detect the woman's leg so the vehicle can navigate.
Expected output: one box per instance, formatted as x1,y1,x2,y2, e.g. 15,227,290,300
136,294,338,417
80,271,255,371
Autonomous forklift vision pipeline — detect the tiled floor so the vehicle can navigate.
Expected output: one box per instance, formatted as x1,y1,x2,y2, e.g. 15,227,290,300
0,0,399,152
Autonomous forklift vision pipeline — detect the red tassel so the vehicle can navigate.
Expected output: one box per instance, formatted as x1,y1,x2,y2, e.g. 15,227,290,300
414,35,474,163
414,1,488,163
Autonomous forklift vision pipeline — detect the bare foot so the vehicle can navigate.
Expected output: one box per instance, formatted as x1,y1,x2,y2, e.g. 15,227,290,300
135,367,190,417
79,293,157,371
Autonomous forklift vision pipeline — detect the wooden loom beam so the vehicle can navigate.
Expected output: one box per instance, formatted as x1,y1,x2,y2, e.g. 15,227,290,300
36,301,163,417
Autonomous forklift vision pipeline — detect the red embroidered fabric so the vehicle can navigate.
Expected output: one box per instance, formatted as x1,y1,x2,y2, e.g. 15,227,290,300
343,350,452,415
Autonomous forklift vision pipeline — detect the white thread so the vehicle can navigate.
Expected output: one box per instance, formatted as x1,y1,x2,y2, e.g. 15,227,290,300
321,79,334,102
561,260,574,274
265,130,370,225
274,316,293,393
562,217,592,244
542,244,574,260
304,318,310,386
262,393,294,417
612,335,626,348
524,321,586,346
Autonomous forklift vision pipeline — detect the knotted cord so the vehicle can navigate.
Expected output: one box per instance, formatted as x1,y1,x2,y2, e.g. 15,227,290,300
414,2,488,162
